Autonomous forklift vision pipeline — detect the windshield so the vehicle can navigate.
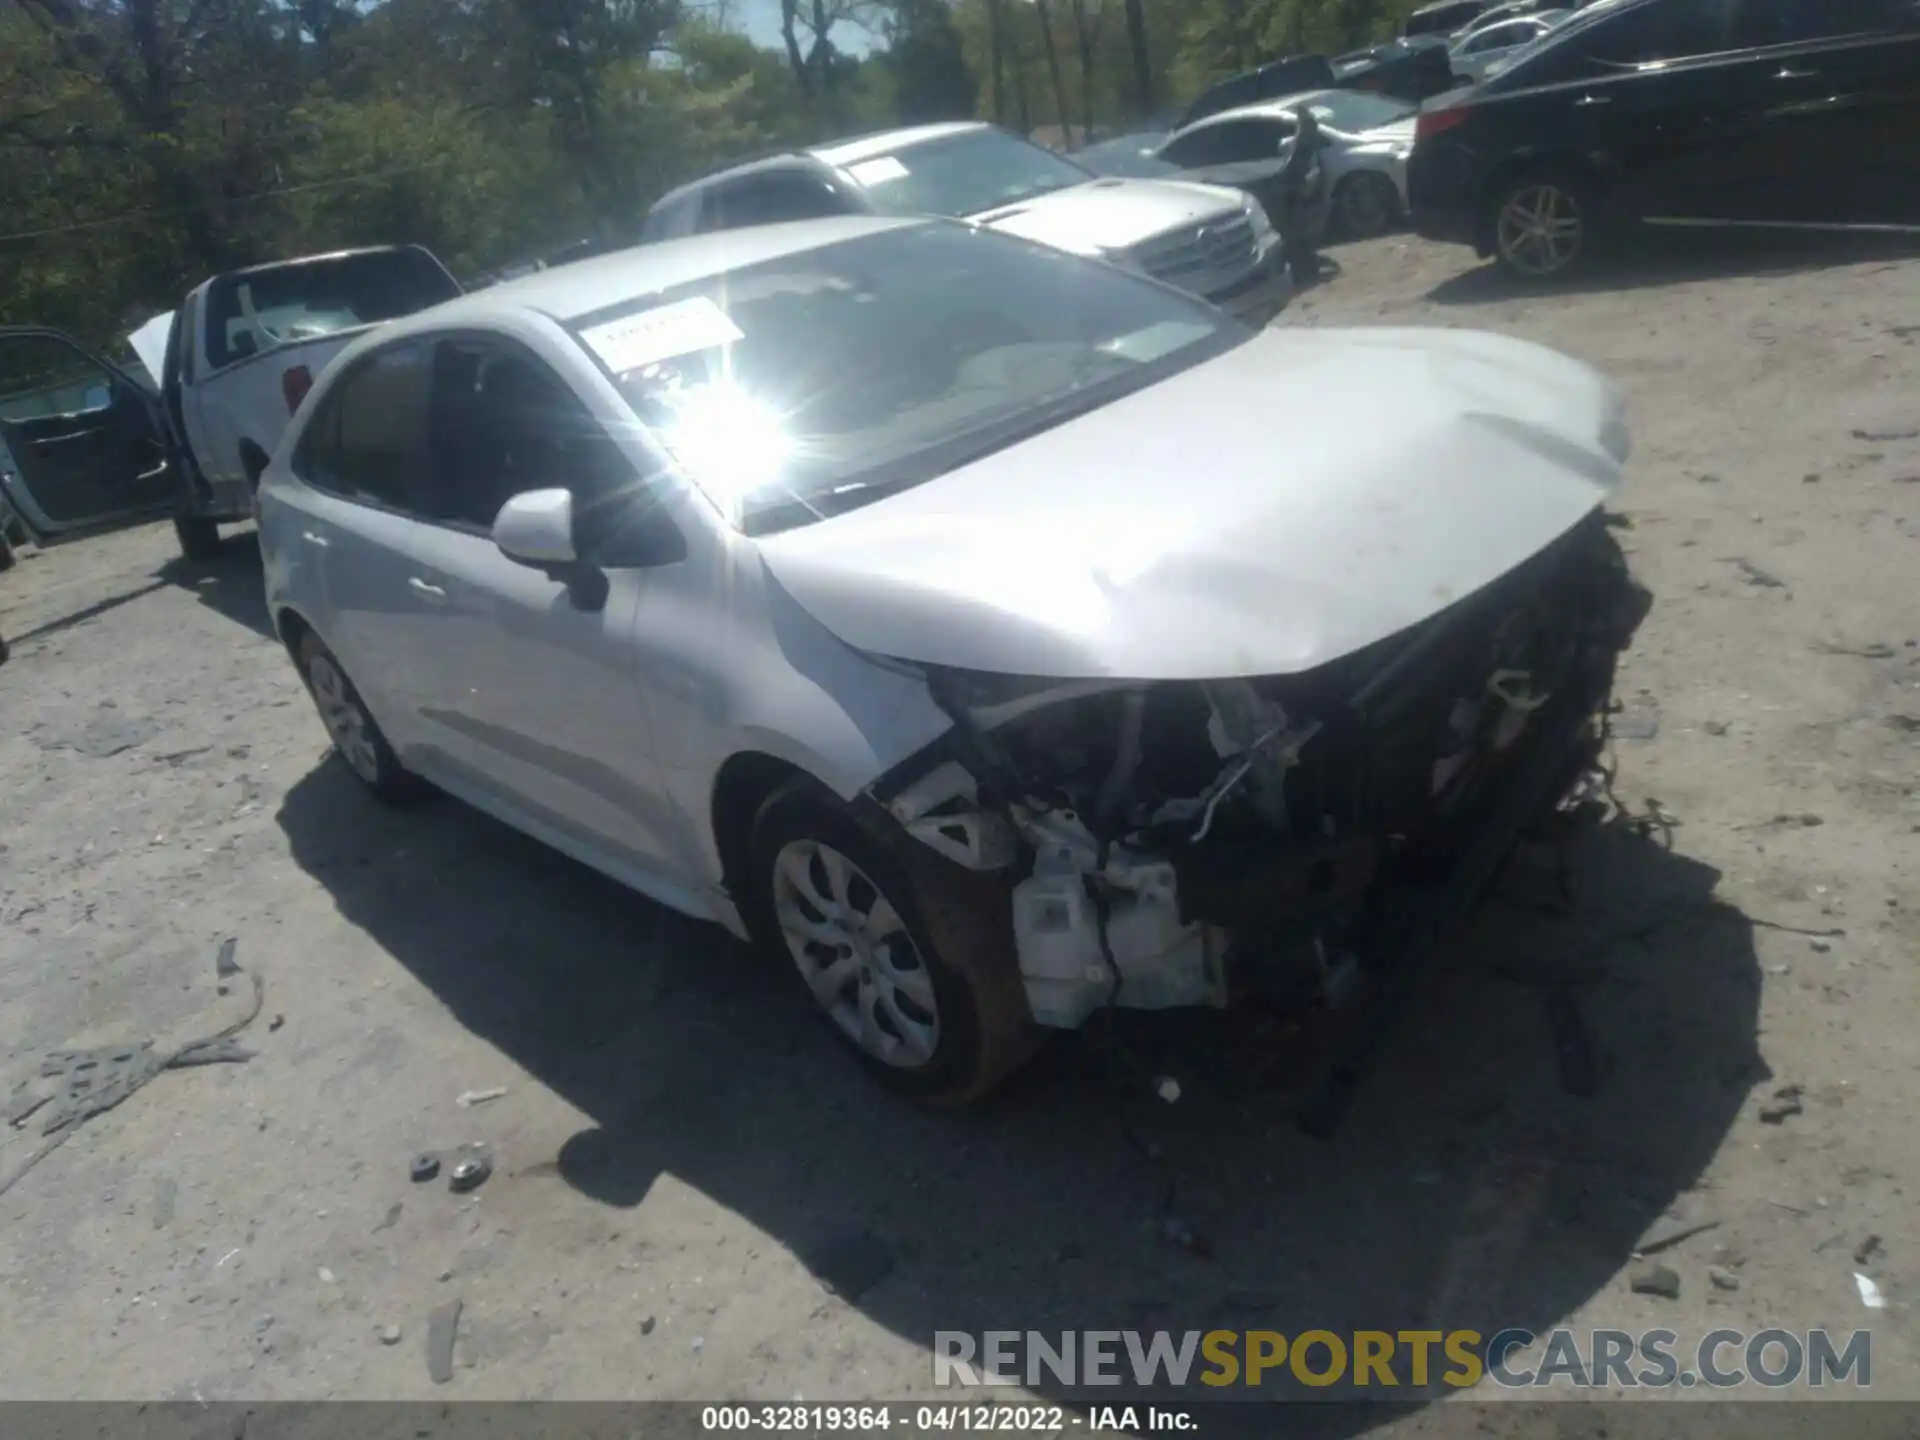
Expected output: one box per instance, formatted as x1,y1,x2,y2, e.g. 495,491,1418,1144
570,224,1241,536
1074,134,1176,178
1304,90,1418,131
842,130,1096,219
204,248,459,370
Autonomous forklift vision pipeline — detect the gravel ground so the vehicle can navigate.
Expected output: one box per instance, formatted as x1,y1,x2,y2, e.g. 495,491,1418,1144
1,230,1917,1429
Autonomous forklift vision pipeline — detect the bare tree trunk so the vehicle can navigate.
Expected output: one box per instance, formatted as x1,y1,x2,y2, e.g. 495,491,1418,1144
1123,0,1151,115
1031,0,1072,148
1065,0,1100,142
779,0,813,96
986,0,1007,125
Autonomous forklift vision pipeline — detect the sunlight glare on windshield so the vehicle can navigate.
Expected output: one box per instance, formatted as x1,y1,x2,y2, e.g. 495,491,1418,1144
653,378,794,515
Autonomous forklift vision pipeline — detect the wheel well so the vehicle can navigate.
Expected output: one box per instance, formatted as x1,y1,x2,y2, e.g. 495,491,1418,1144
711,752,810,903
1475,152,1606,250
239,440,270,487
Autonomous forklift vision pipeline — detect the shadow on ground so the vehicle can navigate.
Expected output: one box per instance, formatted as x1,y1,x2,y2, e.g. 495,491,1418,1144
156,533,272,640
1426,228,1920,306
277,761,1760,1433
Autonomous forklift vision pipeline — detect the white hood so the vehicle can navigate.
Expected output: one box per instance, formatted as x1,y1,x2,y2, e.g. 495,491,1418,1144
127,311,175,387
972,177,1247,256
757,327,1630,681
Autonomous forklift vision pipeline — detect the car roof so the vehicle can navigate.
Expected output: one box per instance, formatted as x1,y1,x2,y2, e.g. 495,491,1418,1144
808,121,991,168
366,216,923,336
1173,90,1340,132
221,245,423,279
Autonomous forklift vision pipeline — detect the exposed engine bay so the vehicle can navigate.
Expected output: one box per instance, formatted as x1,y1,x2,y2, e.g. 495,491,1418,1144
869,512,1651,1029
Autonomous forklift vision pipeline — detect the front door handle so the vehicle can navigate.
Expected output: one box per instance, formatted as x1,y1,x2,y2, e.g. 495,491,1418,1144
33,428,104,447
408,576,448,603
300,530,329,548
1775,66,1816,81
1573,93,1612,106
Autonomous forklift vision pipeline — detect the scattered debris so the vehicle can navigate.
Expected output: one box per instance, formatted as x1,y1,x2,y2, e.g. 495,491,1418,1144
1850,426,1919,442
318,1266,337,1285
1810,938,1833,954
1614,694,1661,741
1802,472,1821,484
152,1176,177,1230
448,1147,493,1194
1887,715,1920,734
426,1298,463,1383
1765,1199,1810,1217
379,1323,403,1346
641,1316,656,1335
1854,1235,1883,1266
1855,1273,1887,1310
1708,1266,1741,1292
1704,720,1730,736
1751,916,1846,939
32,710,164,759
1727,557,1788,590
214,937,241,980
375,1201,404,1232
809,1230,895,1301
1155,1077,1182,1105
0,969,265,1202
1630,1264,1681,1299
410,1154,441,1184
456,1087,507,1108
691,1336,705,1354
1813,639,1898,659
268,1014,285,1032
1634,1214,1719,1257
1759,1084,1805,1124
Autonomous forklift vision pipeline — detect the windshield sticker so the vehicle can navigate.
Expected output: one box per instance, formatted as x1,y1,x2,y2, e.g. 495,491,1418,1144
580,296,744,376
847,155,909,186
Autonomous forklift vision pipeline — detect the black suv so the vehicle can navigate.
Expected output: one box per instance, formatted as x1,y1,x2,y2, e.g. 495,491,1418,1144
1406,0,1920,278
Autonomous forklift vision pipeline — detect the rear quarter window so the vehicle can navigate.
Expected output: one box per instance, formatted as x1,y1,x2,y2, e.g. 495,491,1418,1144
204,250,459,371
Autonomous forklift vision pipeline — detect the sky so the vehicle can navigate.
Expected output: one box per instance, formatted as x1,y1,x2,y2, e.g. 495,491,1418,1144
728,0,880,55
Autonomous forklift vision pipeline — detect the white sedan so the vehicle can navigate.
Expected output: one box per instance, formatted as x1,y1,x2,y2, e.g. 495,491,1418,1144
261,215,1646,1102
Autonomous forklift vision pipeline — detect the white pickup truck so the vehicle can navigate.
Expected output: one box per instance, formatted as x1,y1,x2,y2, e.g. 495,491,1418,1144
0,246,461,568
133,245,463,557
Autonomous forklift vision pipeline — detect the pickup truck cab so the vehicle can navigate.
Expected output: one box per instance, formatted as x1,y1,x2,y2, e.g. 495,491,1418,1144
139,246,462,558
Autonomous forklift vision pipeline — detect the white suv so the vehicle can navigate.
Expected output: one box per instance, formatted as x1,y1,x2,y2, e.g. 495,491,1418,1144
261,215,1645,1103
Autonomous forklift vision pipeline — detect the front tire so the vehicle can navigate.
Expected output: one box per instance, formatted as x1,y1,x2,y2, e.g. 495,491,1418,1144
1487,166,1597,280
746,778,1039,1103
1335,172,1400,240
295,632,421,802
173,515,222,561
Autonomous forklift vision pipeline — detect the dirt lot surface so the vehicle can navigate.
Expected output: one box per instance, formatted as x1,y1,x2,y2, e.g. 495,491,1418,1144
2,232,1917,1430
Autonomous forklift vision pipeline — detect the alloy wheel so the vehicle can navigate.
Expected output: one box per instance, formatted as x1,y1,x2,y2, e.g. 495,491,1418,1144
1496,182,1584,277
1339,175,1397,240
771,838,940,1069
306,652,381,785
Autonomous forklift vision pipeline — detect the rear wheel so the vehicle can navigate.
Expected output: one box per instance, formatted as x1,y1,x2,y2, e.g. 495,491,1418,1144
1487,166,1597,280
173,515,222,561
1336,172,1401,240
746,778,1039,1103
295,632,421,801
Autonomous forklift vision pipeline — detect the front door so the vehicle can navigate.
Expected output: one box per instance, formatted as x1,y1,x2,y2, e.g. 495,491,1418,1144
0,328,172,541
398,334,683,876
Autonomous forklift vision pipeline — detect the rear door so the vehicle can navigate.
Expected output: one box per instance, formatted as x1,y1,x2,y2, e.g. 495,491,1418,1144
0,327,172,541
1718,0,1920,225
1160,116,1297,212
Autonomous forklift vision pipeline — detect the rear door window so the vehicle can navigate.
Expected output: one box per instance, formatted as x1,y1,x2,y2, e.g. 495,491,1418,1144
294,340,434,514
1733,0,1916,44
1163,118,1293,167
703,171,853,231
203,250,460,371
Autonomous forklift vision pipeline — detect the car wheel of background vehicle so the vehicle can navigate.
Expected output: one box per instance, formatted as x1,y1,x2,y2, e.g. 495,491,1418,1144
746,777,1039,1103
1335,172,1400,240
172,515,223,561
1488,166,1594,280
295,631,421,802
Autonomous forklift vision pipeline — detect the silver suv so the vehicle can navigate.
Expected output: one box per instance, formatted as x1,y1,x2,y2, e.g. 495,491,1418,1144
642,122,1292,327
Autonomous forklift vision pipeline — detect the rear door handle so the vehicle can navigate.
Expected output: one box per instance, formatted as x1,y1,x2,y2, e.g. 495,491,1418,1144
34,428,104,447
408,577,449,603
300,530,329,549
1573,93,1612,106
1775,66,1817,80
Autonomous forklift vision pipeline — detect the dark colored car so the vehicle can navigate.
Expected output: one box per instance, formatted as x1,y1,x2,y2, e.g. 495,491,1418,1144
1406,0,1920,279
1175,55,1341,128
1405,0,1490,37
1333,34,1460,100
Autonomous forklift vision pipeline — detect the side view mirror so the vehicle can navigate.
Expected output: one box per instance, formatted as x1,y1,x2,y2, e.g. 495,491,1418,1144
492,488,577,567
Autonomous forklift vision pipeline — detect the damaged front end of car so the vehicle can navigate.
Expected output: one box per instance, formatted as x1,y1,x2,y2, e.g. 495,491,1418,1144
866,512,1651,1032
